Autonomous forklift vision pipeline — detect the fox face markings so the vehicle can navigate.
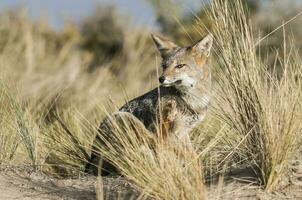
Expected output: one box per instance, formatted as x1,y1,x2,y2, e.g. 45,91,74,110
152,34,213,90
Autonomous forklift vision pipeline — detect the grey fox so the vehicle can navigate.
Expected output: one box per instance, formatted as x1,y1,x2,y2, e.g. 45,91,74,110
85,33,213,175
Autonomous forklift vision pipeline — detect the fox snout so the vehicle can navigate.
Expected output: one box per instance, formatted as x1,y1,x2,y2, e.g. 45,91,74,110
159,76,165,84
159,75,182,86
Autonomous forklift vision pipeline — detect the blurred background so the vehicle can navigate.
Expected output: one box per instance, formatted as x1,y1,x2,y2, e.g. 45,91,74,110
0,0,302,176
0,0,301,115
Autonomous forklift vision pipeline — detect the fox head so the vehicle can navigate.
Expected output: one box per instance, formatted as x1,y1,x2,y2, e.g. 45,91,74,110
152,34,213,90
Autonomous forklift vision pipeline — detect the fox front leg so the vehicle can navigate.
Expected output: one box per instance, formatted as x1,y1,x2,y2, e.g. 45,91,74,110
160,100,179,139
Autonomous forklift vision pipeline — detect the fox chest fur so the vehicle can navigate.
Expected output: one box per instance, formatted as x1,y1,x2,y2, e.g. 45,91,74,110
120,85,210,139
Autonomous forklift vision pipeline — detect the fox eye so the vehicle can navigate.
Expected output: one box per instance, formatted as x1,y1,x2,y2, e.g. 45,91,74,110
175,64,186,69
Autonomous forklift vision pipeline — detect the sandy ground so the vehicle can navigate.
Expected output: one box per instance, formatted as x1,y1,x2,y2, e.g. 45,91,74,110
0,161,301,200
0,167,140,200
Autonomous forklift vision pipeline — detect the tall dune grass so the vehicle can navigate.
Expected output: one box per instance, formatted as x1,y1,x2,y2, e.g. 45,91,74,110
203,0,302,191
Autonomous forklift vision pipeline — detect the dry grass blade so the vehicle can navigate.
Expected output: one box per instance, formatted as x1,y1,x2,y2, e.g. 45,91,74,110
0,81,37,168
0,83,20,163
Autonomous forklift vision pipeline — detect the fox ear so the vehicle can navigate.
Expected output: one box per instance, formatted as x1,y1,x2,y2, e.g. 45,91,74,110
151,34,178,58
192,34,213,57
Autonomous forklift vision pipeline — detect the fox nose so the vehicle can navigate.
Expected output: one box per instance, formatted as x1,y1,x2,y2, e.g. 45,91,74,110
159,76,165,84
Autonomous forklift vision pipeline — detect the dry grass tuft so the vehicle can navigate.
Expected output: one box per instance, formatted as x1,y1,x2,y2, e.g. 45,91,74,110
203,0,302,191
92,112,207,200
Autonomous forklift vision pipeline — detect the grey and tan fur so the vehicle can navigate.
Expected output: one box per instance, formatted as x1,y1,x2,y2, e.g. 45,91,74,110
85,33,213,175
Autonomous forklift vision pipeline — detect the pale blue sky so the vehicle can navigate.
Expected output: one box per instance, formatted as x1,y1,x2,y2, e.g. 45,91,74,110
0,0,204,29
0,0,156,28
